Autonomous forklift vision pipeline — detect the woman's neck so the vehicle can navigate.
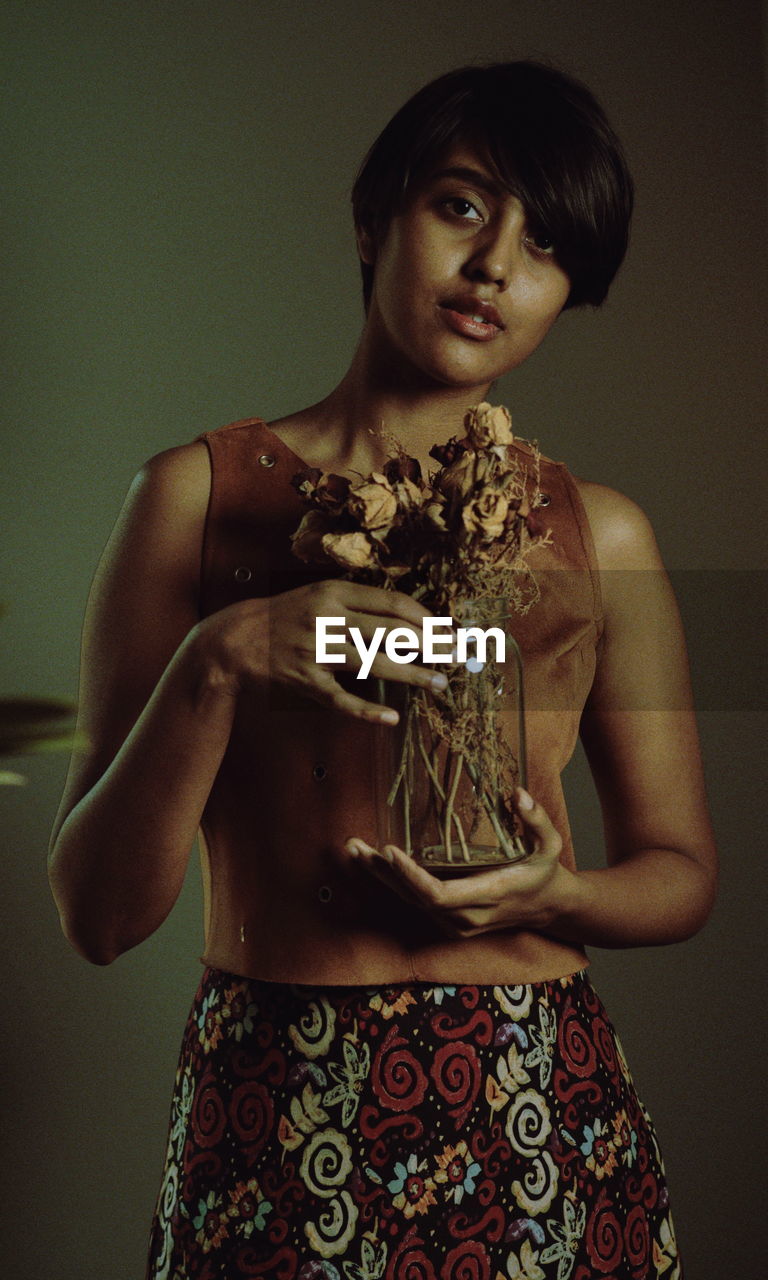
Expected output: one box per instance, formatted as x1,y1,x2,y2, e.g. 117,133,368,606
279,332,494,478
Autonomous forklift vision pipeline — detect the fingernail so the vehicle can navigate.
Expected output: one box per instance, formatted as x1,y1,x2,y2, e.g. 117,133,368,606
380,846,395,863
380,709,399,724
517,787,534,811
431,672,448,690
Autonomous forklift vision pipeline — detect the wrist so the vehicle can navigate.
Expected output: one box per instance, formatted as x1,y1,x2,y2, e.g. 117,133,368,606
543,864,592,936
181,618,244,701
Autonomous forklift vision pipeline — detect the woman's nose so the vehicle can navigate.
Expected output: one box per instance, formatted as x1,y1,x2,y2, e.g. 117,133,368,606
464,212,523,290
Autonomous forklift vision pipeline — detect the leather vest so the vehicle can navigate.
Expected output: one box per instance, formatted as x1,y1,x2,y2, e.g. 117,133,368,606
196,417,601,985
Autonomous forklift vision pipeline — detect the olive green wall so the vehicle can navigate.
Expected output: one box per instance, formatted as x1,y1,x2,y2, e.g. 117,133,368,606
2,0,765,1275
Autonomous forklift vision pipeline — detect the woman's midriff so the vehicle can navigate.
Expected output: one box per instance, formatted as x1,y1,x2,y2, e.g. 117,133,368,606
202,910,589,988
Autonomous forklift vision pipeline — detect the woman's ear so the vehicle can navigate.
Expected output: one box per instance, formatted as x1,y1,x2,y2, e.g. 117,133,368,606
355,223,376,266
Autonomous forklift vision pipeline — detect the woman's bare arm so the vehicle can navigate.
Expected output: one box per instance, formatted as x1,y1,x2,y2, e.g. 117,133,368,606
554,480,717,945
48,443,238,963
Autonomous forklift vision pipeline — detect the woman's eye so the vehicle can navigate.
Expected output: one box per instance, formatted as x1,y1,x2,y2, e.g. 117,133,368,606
525,229,556,256
443,196,483,222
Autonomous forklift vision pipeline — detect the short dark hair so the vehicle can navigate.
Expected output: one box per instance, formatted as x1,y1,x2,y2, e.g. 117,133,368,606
352,61,633,310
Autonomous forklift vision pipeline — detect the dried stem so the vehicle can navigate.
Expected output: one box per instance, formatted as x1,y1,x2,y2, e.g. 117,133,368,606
443,751,468,862
402,736,412,855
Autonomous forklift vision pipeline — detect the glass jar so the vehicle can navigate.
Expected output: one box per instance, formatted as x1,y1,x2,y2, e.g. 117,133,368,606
373,599,530,872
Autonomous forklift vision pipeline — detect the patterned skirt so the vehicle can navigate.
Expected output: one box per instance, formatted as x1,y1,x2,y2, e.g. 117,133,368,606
146,968,681,1279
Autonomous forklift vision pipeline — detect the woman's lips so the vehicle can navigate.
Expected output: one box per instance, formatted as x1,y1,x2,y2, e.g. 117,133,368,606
438,300,504,342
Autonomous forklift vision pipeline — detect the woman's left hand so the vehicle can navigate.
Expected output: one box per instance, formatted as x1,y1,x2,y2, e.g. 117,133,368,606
344,788,575,940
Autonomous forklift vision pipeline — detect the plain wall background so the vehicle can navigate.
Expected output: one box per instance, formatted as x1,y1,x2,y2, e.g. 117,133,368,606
2,1,766,1275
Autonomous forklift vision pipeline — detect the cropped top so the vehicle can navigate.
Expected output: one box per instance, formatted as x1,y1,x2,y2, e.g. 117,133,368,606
196,417,603,985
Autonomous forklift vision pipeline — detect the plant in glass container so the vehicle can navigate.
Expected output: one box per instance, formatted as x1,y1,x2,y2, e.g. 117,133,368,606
290,402,552,870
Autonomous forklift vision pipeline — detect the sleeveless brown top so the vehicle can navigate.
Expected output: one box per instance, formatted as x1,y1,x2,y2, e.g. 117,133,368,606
196,417,602,985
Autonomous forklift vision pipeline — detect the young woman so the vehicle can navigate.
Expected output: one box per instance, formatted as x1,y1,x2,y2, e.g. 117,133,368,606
49,62,715,1279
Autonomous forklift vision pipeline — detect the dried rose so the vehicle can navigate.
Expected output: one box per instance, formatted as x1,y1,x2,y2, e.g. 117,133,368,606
383,455,422,487
290,469,351,513
462,490,510,541
316,472,352,512
463,402,514,449
290,509,335,563
423,500,448,531
348,474,398,530
290,467,323,499
429,438,465,467
382,562,412,581
436,451,478,500
391,476,423,509
322,530,377,570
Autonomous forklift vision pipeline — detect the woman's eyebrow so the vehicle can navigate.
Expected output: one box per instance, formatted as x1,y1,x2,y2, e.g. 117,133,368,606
426,165,504,196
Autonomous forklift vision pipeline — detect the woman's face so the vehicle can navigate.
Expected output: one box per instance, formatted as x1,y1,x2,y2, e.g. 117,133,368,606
361,147,571,393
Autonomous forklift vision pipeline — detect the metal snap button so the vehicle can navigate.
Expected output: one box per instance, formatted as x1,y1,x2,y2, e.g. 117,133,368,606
258,453,276,468
318,885,333,904
312,763,327,781
536,493,551,507
234,566,252,582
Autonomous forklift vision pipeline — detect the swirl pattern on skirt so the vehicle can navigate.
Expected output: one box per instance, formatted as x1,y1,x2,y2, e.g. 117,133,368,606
146,969,681,1279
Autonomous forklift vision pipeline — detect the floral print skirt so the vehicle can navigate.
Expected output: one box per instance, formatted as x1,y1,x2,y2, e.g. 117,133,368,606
146,967,681,1279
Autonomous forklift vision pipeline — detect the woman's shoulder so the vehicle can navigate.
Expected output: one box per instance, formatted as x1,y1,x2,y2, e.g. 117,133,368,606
572,476,664,572
134,439,211,501
124,440,211,535
512,441,660,570
107,443,213,588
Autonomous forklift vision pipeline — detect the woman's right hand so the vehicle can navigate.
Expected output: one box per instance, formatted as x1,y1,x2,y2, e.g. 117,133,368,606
195,579,449,723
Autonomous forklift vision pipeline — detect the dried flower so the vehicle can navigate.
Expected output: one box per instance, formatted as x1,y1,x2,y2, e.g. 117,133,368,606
290,400,549,606
437,451,479,501
290,466,323,499
291,468,353,514
321,530,377,570
348,474,398,531
393,476,424,509
383,455,423,487
463,401,514,449
318,473,352,512
290,509,335,564
462,490,510,542
429,438,464,467
423,500,448,531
